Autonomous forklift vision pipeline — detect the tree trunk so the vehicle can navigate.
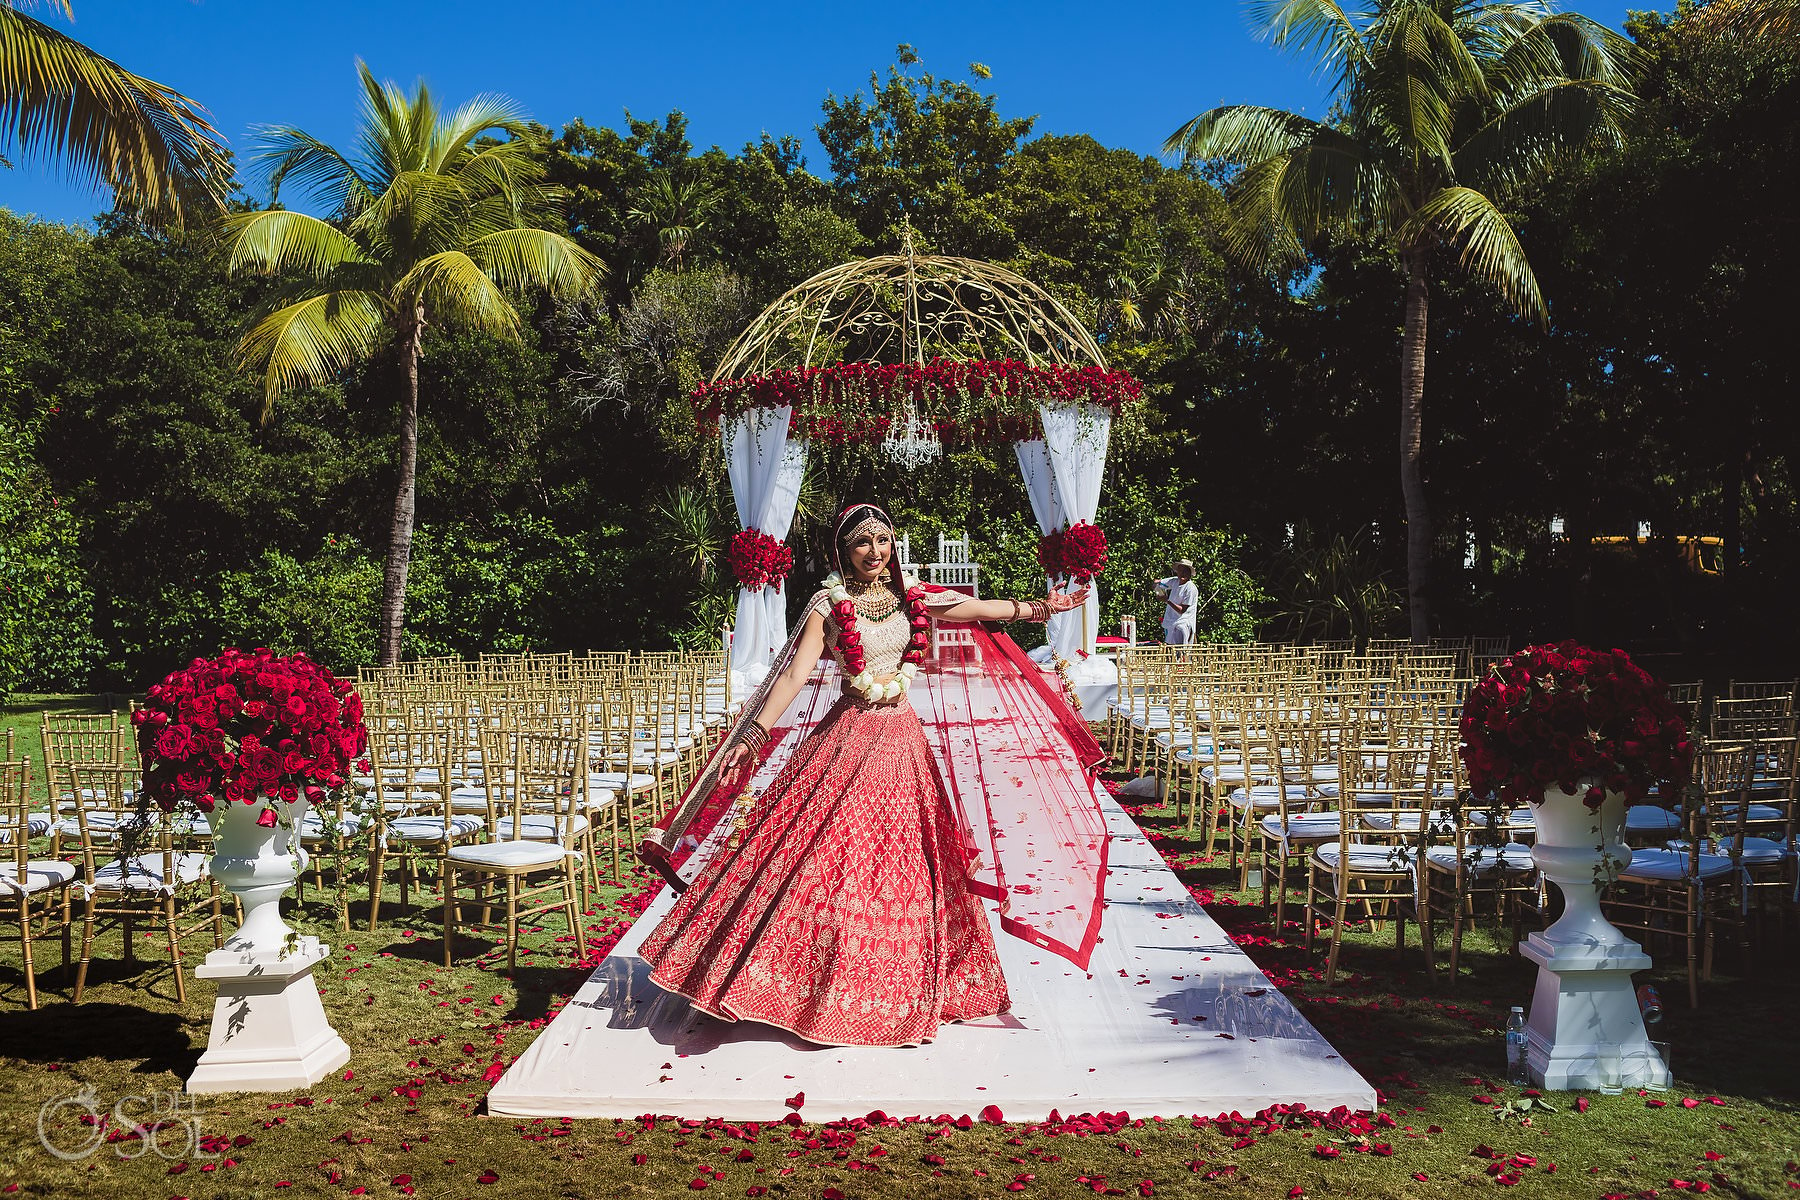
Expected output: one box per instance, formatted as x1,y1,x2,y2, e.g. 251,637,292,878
1399,249,1433,644
378,307,425,667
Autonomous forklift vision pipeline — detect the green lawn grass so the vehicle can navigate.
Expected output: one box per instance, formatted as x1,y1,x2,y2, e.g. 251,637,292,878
1,704,1795,1199
2,693,136,806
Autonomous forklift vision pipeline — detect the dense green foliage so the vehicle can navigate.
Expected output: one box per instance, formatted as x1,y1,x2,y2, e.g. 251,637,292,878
1,11,1796,695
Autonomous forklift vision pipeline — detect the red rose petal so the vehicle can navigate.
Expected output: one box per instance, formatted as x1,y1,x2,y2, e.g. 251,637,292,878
979,1104,1005,1123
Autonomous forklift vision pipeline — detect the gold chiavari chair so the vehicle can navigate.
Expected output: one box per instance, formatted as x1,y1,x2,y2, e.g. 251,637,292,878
442,730,585,972
1606,744,1749,1007
2,757,75,1008
70,764,224,1003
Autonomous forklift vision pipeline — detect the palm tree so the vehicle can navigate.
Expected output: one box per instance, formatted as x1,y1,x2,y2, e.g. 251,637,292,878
222,62,605,665
1167,0,1635,640
0,1,231,222
627,174,720,270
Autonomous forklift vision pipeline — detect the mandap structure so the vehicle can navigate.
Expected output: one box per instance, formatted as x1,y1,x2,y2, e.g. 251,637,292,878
693,229,1143,683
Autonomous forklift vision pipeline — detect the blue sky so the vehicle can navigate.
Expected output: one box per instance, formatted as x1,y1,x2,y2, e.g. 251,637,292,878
3,0,1650,226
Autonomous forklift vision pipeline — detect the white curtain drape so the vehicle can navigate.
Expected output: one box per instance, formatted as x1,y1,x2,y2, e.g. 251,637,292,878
725,406,807,681
1037,403,1111,659
1012,437,1077,657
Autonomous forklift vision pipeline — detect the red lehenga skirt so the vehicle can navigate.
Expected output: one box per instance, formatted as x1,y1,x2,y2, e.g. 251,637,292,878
638,696,1011,1047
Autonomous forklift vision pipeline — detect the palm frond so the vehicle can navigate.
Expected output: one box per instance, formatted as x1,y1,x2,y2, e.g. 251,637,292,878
1247,0,1371,94
1163,103,1338,167
397,250,523,338
1454,77,1632,195
237,290,389,412
430,93,532,171
1220,136,1395,269
0,3,231,223
219,208,374,279
251,125,375,214
1362,3,1487,173
1399,185,1543,321
466,226,606,298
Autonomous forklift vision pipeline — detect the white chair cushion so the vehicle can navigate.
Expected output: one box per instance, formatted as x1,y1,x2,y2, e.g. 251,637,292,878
1468,807,1537,830
1626,806,1682,833
54,811,153,839
1259,812,1341,843
0,859,78,894
1617,847,1735,883
610,750,681,769
1360,808,1456,835
1712,802,1787,825
588,772,654,792
1228,784,1312,810
1312,843,1416,873
1670,836,1794,866
1423,844,1535,874
448,840,568,869
91,851,209,891
496,814,590,841
388,815,485,842
298,812,369,841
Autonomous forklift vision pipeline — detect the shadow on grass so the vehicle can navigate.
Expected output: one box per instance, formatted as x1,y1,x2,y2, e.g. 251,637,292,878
0,1002,200,1075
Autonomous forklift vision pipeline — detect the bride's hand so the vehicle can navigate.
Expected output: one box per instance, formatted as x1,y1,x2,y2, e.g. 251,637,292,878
720,741,752,773
1047,583,1090,612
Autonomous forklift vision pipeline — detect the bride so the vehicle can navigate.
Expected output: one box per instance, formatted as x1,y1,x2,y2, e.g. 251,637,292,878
638,503,1088,1048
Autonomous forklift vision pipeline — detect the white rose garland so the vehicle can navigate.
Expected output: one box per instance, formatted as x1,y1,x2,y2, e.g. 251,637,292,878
825,571,930,703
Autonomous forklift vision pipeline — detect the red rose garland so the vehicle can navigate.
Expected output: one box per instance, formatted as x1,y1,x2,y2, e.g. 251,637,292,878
826,576,931,702
131,648,369,814
1459,640,1694,809
727,528,794,592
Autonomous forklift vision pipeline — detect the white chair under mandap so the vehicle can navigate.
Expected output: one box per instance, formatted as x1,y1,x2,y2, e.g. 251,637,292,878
927,532,981,657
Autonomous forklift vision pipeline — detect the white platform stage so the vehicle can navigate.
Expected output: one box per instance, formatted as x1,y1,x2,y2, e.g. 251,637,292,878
489,678,1374,1119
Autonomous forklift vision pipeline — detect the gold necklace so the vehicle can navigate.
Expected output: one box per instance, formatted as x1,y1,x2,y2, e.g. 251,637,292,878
851,588,900,621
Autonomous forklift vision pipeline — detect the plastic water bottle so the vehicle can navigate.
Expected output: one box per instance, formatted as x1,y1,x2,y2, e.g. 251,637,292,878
1505,1006,1530,1086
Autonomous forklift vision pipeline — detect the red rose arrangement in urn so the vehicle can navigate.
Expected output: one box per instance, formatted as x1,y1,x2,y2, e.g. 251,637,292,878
727,527,794,592
131,648,369,819
1459,640,1694,810
1057,520,1109,584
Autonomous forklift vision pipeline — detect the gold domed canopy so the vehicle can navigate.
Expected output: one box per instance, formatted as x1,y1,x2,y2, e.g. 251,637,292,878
710,228,1107,382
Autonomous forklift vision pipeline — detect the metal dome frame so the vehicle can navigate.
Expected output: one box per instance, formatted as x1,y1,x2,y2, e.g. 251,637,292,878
709,226,1108,382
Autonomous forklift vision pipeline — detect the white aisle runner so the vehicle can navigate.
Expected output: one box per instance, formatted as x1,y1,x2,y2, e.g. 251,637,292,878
489,662,1375,1121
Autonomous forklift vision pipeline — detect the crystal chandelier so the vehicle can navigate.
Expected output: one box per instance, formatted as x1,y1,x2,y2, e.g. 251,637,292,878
882,403,942,470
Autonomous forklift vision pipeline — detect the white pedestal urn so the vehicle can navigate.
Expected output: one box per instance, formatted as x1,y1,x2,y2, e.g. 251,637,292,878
1520,782,1670,1090
187,796,351,1094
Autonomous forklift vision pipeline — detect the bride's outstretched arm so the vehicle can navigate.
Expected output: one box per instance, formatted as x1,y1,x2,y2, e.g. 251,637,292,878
930,583,1090,625
719,608,827,773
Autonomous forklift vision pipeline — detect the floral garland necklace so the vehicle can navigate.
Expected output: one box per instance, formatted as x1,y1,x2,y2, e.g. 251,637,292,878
824,571,931,702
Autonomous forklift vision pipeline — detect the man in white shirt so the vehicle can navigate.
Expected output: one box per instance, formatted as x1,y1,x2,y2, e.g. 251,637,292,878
1154,559,1198,644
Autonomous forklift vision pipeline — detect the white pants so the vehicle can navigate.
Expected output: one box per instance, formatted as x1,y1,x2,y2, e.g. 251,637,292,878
1164,624,1195,645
